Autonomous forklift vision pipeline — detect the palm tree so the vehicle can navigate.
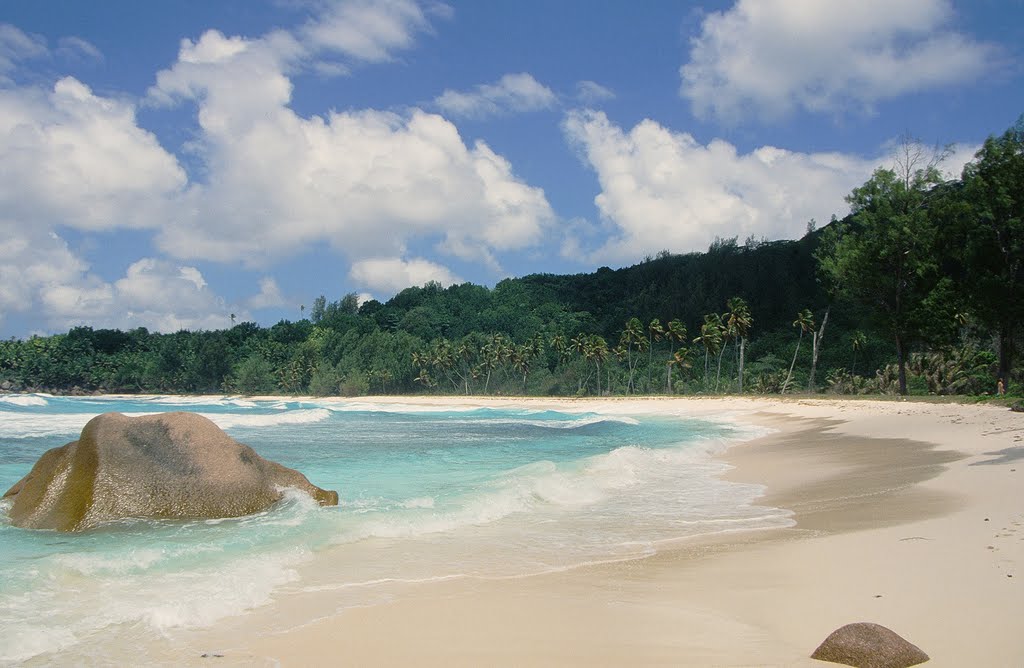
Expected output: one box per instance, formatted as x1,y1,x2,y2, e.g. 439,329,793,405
850,331,867,375
571,333,590,394
667,346,692,393
619,318,647,394
586,335,609,395
664,320,687,392
725,297,753,393
480,334,507,394
782,309,814,394
647,318,664,393
550,333,569,364
693,314,723,391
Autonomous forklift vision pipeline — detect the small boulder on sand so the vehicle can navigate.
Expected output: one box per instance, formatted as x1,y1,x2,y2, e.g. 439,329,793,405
811,622,929,668
3,411,338,531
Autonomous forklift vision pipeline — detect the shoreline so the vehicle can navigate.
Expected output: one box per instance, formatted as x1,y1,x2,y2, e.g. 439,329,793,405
143,396,1023,666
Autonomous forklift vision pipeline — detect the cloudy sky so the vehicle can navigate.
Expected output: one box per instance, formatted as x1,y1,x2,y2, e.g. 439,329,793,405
1,0,1021,338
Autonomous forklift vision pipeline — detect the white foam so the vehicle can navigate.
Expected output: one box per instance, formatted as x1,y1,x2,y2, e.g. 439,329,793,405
324,401,487,414
473,414,641,429
0,523,316,662
399,496,435,509
0,393,49,407
0,407,331,439
201,408,331,430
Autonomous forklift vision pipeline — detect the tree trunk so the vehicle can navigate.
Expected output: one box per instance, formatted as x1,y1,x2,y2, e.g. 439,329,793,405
895,333,908,395
782,332,802,394
647,338,654,393
998,323,1012,393
666,362,673,394
808,307,830,393
715,340,728,393
738,337,745,393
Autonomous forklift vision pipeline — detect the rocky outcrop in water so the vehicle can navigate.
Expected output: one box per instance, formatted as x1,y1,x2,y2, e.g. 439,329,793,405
3,411,338,531
811,622,929,668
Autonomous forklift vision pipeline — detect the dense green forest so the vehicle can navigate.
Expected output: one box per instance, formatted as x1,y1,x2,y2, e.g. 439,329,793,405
2,120,1021,399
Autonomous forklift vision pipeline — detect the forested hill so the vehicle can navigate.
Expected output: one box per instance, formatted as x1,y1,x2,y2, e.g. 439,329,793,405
363,231,829,345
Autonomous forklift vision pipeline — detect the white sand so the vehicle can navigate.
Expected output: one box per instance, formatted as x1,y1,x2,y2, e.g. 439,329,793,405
172,396,1024,666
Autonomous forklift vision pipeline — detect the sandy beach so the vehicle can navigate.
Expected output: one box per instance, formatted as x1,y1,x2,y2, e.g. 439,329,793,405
154,396,1022,666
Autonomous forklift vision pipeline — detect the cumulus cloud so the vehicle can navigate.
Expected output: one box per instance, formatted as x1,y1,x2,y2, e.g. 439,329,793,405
564,109,884,262
349,257,461,295
435,72,557,119
247,276,286,310
0,221,242,332
107,259,239,331
680,0,998,121
146,32,554,266
0,77,186,231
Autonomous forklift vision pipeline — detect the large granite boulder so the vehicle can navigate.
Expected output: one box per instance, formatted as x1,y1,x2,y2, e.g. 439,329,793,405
3,411,338,531
811,622,929,667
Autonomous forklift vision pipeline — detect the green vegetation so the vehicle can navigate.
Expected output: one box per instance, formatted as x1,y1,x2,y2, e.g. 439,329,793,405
2,118,1022,399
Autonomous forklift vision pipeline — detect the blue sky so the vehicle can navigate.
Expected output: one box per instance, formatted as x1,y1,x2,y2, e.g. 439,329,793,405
0,0,1021,338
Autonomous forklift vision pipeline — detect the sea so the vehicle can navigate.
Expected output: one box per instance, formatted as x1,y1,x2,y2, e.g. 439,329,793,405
0,394,792,664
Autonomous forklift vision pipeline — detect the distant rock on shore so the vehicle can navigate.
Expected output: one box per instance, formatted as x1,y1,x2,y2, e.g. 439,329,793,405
812,622,929,668
3,411,338,531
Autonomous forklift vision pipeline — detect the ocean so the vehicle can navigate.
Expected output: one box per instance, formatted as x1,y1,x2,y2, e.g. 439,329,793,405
0,394,791,663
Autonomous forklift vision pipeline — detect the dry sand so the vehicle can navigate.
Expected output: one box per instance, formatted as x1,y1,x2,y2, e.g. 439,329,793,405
189,396,1023,666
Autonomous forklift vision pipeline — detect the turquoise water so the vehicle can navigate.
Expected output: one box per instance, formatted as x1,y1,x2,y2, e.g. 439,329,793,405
0,394,790,663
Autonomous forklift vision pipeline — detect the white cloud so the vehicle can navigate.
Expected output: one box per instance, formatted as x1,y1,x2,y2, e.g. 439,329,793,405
563,109,883,262
0,224,90,320
146,33,554,267
575,80,615,104
680,0,997,121
435,72,557,119
56,36,103,63
247,276,286,310
0,77,186,231
109,259,238,331
349,257,461,295
0,221,241,333
301,0,438,63
0,23,47,80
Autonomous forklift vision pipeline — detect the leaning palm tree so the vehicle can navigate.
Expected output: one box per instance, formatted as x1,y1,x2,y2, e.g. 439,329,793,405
782,309,814,394
667,346,693,393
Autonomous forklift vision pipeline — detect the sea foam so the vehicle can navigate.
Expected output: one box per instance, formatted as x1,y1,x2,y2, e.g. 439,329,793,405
0,393,49,407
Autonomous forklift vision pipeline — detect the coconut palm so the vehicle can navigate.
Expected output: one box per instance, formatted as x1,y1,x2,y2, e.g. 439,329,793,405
619,318,647,394
664,319,687,392
667,346,692,392
647,318,664,393
850,331,867,375
693,314,723,391
782,309,814,394
725,297,753,393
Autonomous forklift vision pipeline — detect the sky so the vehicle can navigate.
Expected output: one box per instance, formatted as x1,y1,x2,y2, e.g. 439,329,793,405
0,0,1021,338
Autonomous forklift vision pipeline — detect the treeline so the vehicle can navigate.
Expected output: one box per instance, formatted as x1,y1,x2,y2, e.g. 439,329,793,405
1,118,1021,399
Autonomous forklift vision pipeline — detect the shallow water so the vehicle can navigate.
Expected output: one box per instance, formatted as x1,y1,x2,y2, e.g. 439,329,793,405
0,394,791,663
